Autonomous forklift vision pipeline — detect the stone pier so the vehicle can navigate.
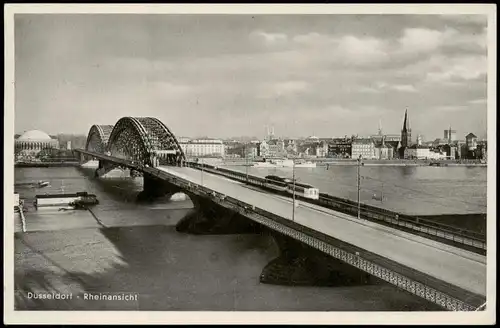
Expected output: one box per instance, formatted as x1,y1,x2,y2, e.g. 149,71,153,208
175,195,262,235
260,231,373,287
136,173,182,202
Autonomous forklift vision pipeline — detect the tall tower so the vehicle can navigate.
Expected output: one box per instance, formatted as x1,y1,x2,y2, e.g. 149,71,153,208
378,119,383,136
401,108,412,148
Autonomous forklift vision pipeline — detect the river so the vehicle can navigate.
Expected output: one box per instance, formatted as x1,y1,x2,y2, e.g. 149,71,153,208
14,166,444,311
227,165,487,216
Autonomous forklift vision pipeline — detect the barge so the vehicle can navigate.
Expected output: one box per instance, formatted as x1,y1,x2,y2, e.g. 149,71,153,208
34,191,99,209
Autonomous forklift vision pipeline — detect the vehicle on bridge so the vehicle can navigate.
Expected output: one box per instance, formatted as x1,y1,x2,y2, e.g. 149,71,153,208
264,175,320,200
264,175,289,192
289,182,320,200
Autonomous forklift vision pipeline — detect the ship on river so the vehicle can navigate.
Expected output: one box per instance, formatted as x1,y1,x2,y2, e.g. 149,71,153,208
34,191,99,209
253,158,316,168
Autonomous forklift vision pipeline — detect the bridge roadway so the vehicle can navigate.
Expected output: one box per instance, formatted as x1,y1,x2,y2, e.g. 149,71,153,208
75,150,486,310
158,166,486,299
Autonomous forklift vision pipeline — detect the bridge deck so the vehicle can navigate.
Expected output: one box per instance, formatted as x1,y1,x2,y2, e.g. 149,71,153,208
159,166,486,298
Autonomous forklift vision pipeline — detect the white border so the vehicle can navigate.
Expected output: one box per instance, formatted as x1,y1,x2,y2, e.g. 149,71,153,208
4,4,496,325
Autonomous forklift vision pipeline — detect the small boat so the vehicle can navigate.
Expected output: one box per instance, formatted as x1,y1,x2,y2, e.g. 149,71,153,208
38,181,50,188
294,160,317,168
253,161,278,168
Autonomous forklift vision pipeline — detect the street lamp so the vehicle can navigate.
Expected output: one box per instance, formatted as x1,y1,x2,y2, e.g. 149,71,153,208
357,154,362,220
292,159,296,222
201,157,204,186
245,143,249,184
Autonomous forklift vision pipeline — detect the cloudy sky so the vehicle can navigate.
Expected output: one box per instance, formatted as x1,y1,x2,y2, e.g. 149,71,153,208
15,14,488,140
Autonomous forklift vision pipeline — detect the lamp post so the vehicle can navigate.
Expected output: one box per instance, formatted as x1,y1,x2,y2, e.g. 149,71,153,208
292,159,296,222
245,143,249,184
201,157,204,186
357,154,362,220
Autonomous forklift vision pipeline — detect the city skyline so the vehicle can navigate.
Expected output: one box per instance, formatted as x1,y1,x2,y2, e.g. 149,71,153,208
15,14,488,139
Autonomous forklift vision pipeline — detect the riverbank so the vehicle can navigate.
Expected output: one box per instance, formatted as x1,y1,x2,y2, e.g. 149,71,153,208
323,162,487,167
220,159,487,167
15,162,80,168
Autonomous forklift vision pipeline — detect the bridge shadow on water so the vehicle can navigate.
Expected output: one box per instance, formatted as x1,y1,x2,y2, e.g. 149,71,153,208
14,222,442,311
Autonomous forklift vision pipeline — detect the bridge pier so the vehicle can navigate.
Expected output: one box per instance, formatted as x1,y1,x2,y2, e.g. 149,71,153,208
260,232,373,287
176,195,262,235
136,173,181,202
94,160,117,178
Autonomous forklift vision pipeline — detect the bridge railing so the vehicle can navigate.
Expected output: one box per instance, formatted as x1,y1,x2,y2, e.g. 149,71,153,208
184,161,486,251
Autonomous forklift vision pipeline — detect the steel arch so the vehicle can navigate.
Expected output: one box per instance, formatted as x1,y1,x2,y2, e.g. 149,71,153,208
134,117,186,165
106,117,184,167
85,124,114,154
106,117,153,165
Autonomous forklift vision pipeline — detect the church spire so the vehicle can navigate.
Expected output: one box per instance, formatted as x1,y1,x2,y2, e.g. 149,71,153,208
402,108,410,132
401,108,412,149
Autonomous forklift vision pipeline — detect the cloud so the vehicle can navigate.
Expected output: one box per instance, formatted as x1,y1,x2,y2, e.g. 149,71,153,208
469,98,487,104
391,84,418,93
368,81,418,93
399,28,447,53
439,14,488,26
336,35,389,65
357,86,382,94
434,105,468,112
250,30,288,45
258,80,310,99
292,32,331,45
425,55,487,83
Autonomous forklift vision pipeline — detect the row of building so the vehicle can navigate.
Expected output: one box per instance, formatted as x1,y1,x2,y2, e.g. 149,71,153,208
15,109,487,162
222,110,487,161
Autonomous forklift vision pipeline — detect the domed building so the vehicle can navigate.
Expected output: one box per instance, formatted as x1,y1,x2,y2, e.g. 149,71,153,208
15,130,59,161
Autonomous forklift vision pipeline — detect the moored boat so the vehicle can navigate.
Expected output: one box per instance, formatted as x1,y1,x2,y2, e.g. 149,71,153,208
294,160,317,168
34,191,99,209
38,180,50,188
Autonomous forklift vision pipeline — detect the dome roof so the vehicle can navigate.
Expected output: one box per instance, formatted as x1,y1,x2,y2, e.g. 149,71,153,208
17,130,52,141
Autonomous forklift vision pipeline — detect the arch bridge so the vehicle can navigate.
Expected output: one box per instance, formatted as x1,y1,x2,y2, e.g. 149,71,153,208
81,117,186,176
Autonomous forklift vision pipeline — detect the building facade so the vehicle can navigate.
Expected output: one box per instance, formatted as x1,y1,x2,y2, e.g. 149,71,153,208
267,139,286,158
283,139,298,155
441,144,457,159
465,133,478,151
374,136,394,159
477,141,487,160
315,141,329,157
225,142,258,158
328,137,352,158
404,144,431,159
351,138,376,159
258,140,269,158
179,138,225,158
15,130,60,162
